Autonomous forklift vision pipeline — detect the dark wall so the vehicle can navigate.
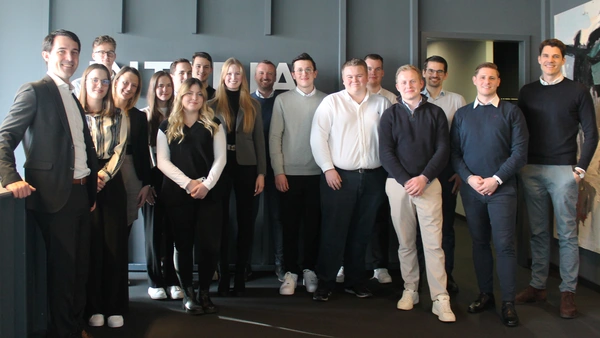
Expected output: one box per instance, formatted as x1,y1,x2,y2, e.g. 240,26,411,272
494,41,520,101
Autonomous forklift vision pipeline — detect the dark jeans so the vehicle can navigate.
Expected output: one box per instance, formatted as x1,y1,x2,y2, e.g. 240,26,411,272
370,198,396,269
31,184,90,338
461,180,517,302
281,175,321,275
170,198,222,290
264,172,284,266
316,167,386,290
87,172,129,317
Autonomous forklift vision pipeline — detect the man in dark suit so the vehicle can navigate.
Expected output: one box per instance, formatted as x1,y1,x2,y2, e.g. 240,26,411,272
0,29,98,338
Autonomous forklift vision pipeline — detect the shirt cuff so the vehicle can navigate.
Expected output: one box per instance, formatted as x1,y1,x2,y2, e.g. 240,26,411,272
493,175,503,185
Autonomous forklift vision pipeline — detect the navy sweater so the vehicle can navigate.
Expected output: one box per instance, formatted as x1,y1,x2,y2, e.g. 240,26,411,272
518,78,598,169
450,101,529,183
379,97,449,185
252,90,283,177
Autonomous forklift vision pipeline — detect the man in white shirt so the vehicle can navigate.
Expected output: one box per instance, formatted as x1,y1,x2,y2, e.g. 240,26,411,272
170,58,193,94
72,35,118,97
310,58,391,301
421,55,466,293
365,54,397,103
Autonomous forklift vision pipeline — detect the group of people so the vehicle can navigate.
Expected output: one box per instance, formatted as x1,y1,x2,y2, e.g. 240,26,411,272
0,28,595,338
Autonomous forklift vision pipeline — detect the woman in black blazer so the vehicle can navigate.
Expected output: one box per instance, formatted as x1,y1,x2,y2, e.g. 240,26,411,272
210,57,266,296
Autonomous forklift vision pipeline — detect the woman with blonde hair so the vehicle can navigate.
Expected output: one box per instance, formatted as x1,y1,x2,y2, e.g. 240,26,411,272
157,77,226,314
140,71,180,301
211,57,266,296
78,63,129,329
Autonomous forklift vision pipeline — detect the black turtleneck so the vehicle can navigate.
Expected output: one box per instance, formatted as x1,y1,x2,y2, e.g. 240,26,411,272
225,89,241,147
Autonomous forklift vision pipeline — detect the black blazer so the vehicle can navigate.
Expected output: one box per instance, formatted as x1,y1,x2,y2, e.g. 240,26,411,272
127,107,151,186
0,75,98,212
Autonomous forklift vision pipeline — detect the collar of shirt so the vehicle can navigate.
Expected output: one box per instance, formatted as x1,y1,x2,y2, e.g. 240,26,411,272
254,89,275,99
539,74,564,86
421,88,446,100
342,89,370,104
47,71,74,91
401,97,423,113
473,95,500,108
295,86,317,97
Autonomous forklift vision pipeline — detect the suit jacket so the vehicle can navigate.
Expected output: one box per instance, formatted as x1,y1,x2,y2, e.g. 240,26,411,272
212,100,267,176
0,75,98,213
127,107,151,186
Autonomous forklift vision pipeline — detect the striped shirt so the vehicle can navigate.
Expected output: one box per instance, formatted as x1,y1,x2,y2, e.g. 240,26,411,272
85,109,129,182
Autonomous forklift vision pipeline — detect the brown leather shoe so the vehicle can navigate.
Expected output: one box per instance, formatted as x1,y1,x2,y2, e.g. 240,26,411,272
515,285,547,304
560,292,578,319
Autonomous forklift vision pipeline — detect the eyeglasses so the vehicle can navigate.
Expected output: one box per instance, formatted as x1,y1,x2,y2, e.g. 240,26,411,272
425,69,445,75
294,68,314,74
88,78,111,86
94,50,116,58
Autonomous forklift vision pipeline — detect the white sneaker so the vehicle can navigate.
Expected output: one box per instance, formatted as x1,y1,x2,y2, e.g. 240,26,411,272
167,285,184,299
303,269,318,293
397,289,419,310
432,295,456,322
107,315,124,328
148,287,167,300
373,268,392,284
279,272,298,295
88,314,104,327
336,266,345,283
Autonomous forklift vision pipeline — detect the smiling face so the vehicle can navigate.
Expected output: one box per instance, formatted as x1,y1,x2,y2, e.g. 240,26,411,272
225,64,243,91
181,83,204,113
192,56,212,82
42,35,80,82
92,42,116,71
115,71,139,102
396,69,423,102
342,65,368,97
472,67,500,99
85,68,110,101
155,75,173,103
255,62,276,93
292,60,317,91
422,61,447,89
365,58,384,88
538,46,565,80
172,62,192,93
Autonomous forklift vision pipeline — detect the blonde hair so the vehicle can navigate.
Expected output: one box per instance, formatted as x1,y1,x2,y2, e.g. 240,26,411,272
78,64,116,117
166,78,218,144
211,57,258,133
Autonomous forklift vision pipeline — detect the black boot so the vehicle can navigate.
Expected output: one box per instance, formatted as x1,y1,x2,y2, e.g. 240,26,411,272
218,264,230,297
182,286,204,315
233,267,245,297
198,289,218,314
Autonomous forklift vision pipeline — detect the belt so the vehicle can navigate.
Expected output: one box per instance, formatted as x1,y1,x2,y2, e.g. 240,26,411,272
73,177,88,185
227,144,236,151
342,167,381,174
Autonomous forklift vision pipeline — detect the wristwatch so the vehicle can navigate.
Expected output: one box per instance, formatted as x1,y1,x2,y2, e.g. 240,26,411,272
574,169,585,179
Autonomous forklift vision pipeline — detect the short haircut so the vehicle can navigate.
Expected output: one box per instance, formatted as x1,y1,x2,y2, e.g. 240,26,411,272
474,62,500,77
539,38,566,58
257,60,276,70
395,64,422,81
42,29,80,53
292,52,317,71
170,58,191,74
92,35,116,50
192,52,213,67
341,58,368,74
423,55,448,73
364,54,384,66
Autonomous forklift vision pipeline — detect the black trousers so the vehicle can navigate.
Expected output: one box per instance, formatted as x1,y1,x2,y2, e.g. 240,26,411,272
461,180,518,301
31,184,90,338
370,197,397,269
87,171,129,317
316,168,386,290
219,161,257,291
280,175,321,275
169,197,222,290
143,168,177,289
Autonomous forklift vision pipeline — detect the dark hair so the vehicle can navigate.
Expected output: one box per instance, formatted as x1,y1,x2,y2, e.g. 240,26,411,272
147,71,174,146
170,58,191,74
423,55,448,73
192,52,213,67
364,54,384,66
92,35,116,50
42,29,80,53
539,39,566,58
474,62,500,77
292,53,317,71
341,58,368,74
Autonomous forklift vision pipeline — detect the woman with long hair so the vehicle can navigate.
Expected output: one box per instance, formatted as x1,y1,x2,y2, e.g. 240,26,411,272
157,77,226,314
140,71,180,300
211,57,266,296
79,64,129,329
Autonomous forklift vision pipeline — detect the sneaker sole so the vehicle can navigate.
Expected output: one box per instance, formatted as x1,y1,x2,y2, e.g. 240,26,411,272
432,307,456,322
344,289,372,298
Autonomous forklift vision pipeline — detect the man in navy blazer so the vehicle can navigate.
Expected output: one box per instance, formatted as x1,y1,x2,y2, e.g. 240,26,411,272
0,29,98,338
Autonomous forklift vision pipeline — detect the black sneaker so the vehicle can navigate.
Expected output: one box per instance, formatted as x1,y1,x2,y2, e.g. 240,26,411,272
313,287,332,302
344,286,373,298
